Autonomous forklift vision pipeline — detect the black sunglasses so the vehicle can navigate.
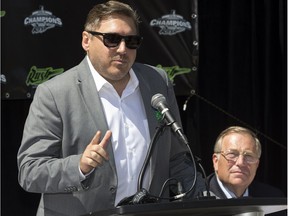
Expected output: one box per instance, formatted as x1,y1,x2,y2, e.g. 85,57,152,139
87,31,143,49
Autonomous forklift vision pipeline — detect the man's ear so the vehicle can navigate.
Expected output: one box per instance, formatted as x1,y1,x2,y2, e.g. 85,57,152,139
255,159,260,169
212,154,219,172
82,31,90,51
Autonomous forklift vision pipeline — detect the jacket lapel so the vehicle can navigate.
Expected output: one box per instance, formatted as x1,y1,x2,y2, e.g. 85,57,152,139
133,64,160,187
208,173,228,198
75,57,117,174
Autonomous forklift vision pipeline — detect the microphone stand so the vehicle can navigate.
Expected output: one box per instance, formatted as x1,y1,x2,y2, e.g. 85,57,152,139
117,108,214,206
138,122,166,192
117,122,166,206
137,120,199,202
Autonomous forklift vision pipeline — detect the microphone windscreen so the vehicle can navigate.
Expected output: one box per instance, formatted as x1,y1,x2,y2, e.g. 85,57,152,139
151,93,166,109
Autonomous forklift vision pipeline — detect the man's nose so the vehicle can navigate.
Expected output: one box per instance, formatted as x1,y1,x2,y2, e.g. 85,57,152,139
235,155,247,165
117,40,127,53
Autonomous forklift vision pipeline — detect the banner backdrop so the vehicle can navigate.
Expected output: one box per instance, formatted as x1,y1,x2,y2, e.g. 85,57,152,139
1,0,198,99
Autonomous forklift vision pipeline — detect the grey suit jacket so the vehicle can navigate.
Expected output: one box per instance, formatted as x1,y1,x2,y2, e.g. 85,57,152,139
18,57,204,216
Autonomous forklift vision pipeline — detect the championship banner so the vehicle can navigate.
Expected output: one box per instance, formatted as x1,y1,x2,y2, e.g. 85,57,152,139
1,0,198,99
124,0,199,96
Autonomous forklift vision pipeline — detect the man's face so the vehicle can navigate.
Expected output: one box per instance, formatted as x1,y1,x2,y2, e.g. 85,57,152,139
213,133,259,195
82,14,137,84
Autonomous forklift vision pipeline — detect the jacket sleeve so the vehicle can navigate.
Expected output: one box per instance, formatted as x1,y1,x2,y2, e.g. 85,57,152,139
17,83,87,193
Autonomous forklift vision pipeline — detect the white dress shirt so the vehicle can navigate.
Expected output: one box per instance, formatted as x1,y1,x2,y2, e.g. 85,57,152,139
87,57,151,205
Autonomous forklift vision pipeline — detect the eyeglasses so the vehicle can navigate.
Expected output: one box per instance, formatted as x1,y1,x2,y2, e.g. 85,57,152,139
216,149,259,164
87,31,143,49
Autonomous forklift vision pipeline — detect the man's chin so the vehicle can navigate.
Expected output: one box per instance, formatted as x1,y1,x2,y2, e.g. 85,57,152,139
111,64,130,74
112,60,130,68
230,176,249,185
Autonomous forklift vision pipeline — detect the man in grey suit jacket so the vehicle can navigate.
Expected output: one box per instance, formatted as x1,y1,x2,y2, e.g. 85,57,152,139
17,1,205,215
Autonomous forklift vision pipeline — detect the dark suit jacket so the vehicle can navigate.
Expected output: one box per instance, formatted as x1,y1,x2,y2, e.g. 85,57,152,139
17,57,205,216
207,173,286,216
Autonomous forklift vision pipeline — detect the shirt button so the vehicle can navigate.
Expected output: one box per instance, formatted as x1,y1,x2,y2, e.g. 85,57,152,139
110,186,116,193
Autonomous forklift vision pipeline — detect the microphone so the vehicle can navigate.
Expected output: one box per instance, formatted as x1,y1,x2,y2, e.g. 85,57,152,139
151,93,188,145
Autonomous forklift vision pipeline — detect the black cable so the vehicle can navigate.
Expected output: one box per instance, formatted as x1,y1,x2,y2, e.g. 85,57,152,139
171,141,197,200
120,113,199,205
158,178,179,198
194,156,211,197
183,89,286,150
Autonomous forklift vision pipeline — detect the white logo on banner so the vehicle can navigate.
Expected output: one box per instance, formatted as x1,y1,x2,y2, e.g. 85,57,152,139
150,10,191,35
1,74,7,84
24,6,62,34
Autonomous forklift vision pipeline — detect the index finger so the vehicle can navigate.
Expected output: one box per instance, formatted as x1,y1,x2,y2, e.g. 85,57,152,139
99,130,112,149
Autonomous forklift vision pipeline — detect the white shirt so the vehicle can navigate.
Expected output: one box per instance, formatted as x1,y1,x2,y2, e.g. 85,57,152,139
216,174,249,198
87,57,151,205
